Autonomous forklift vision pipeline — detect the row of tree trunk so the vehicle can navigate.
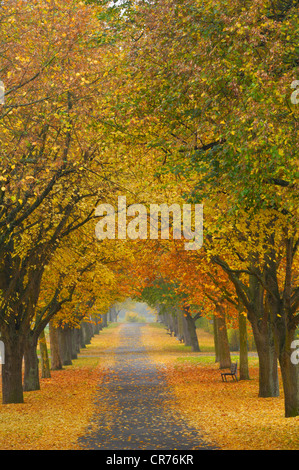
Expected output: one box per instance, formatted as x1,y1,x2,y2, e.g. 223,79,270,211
158,306,201,353
158,305,250,380
20,318,105,394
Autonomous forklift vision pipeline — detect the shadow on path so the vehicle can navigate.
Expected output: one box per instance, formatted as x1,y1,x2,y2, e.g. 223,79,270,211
78,323,218,450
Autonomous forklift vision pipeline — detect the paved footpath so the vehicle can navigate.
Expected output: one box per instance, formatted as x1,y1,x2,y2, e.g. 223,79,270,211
78,323,218,450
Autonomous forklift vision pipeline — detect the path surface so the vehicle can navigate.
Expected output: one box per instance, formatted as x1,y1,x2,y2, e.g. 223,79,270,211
78,323,217,450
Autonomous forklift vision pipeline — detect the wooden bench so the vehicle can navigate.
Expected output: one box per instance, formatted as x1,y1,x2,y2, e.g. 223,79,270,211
221,362,238,382
176,336,184,343
165,327,174,336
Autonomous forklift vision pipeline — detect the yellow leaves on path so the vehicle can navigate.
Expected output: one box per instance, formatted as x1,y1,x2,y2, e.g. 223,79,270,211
142,324,299,451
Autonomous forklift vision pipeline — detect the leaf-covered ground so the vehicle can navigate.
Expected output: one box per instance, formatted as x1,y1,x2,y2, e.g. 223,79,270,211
0,322,298,450
0,324,119,450
142,323,299,450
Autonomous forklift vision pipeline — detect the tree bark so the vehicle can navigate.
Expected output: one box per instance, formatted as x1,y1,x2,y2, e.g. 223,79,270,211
101,313,108,328
182,313,192,346
176,307,185,342
212,255,280,397
251,315,279,397
183,307,200,352
94,321,101,335
58,326,72,366
23,333,40,391
278,330,299,417
215,306,231,369
81,321,92,345
79,324,87,349
49,320,63,370
172,312,179,337
213,315,220,362
238,310,250,380
1,327,25,404
71,328,81,359
264,239,299,416
39,328,51,379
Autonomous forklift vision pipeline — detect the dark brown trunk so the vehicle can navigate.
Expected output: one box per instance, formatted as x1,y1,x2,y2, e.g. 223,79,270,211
271,297,299,416
213,315,220,362
49,321,63,370
23,333,40,391
182,313,192,346
265,239,299,416
71,328,80,359
79,324,87,349
58,326,72,366
183,308,200,352
1,330,24,404
251,316,279,397
81,321,92,345
239,310,250,380
248,273,279,397
176,307,185,342
215,307,231,369
39,329,51,379
278,333,299,417
94,321,101,335
101,313,108,328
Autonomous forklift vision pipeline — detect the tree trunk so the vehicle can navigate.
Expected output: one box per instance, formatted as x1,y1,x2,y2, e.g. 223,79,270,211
183,308,200,352
49,320,63,370
81,321,92,345
39,328,51,379
213,315,220,362
23,333,40,391
239,310,250,380
248,273,279,397
172,312,179,337
278,331,299,417
182,313,192,346
271,296,299,415
1,328,24,404
264,241,299,416
169,313,176,336
76,327,82,353
58,326,72,366
176,307,185,342
251,316,279,397
101,313,108,328
79,324,87,349
215,308,231,369
94,321,101,335
71,328,80,359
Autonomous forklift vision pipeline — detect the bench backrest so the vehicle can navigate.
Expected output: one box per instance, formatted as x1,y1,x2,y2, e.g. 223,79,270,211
231,362,237,374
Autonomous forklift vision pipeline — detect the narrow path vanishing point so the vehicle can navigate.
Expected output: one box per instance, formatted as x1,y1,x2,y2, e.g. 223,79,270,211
78,323,218,450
